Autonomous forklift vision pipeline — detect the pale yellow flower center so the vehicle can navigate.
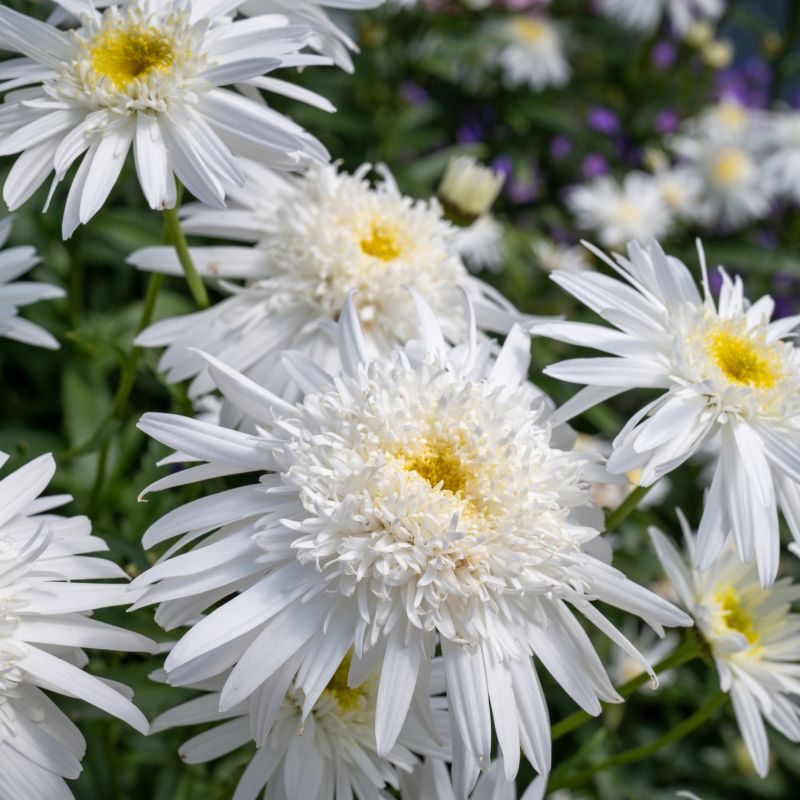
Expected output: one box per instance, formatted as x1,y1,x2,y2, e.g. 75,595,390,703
713,587,759,645
90,26,174,89
612,199,642,225
705,326,780,389
513,18,548,43
717,102,746,129
710,146,750,186
323,654,369,713
360,222,403,262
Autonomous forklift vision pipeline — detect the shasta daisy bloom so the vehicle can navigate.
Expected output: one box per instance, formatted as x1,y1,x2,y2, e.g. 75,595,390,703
567,173,673,247
493,15,570,92
133,293,690,794
650,517,800,777
150,653,450,800
538,239,800,587
132,161,527,424
0,217,63,349
0,0,328,239
0,452,154,799
754,110,800,205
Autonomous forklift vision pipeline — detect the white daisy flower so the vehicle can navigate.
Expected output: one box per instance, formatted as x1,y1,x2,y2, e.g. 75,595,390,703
0,451,154,799
0,0,328,238
567,173,673,248
0,217,63,349
133,293,690,794
754,110,800,205
240,1,383,74
652,165,703,222
678,98,752,145
598,0,725,36
532,240,589,274
651,516,800,777
131,161,527,425
493,15,570,92
151,652,450,800
670,137,770,229
538,239,800,587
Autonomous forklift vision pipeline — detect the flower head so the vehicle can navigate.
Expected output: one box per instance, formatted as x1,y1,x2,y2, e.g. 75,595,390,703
651,516,800,777
132,162,528,424
151,652,450,800
0,217,63,349
0,452,154,798
539,239,800,586
134,293,689,793
0,0,327,237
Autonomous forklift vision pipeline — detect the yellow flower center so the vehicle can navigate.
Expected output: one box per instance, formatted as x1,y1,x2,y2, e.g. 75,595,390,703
613,199,642,225
714,587,759,644
322,654,368,713
513,18,548,43
710,146,750,186
717,102,746,129
360,222,402,262
705,326,779,389
90,26,174,89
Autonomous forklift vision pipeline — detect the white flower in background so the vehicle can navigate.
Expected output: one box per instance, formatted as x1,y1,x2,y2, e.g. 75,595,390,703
679,98,752,144
670,137,770,229
598,0,725,36
755,110,800,205
437,156,506,273
651,517,800,777
150,653,450,800
533,240,589,274
241,0,383,74
399,757,546,800
0,452,154,799
132,161,529,426
494,15,570,91
567,173,672,247
0,0,328,238
652,165,703,222
133,295,689,795
0,217,63,349
538,240,800,587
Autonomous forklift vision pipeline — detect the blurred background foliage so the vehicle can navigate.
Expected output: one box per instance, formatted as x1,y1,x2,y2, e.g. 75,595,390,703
2,1,800,798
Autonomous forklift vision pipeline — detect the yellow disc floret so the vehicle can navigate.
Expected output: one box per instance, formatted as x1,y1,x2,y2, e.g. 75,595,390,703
322,654,368,713
705,326,780,389
714,587,759,645
90,25,174,89
710,146,750,187
512,18,548,43
360,221,403,262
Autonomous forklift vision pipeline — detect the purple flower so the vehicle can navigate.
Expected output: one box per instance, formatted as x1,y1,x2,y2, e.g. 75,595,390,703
400,81,429,106
652,41,677,70
587,106,620,135
492,155,514,180
456,122,484,145
655,108,680,134
581,153,609,179
549,135,572,159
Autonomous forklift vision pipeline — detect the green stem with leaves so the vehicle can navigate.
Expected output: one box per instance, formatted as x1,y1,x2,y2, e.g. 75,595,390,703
162,205,209,310
549,691,727,791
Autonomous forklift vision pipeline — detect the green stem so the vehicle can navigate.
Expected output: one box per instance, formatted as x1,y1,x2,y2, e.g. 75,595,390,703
603,484,651,534
551,634,703,741
87,271,163,515
162,206,209,309
549,691,727,791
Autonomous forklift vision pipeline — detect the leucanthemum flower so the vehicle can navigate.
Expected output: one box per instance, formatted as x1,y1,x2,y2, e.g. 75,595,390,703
493,15,570,92
651,516,800,777
598,0,725,37
538,239,800,586
151,653,450,800
567,173,673,247
0,452,154,799
132,161,527,426
133,292,690,795
0,217,63,349
0,0,328,238
754,109,800,205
